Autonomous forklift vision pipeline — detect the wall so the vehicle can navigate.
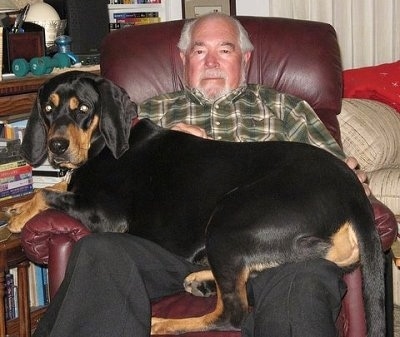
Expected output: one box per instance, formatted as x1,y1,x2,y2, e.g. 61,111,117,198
167,0,182,21
236,0,400,69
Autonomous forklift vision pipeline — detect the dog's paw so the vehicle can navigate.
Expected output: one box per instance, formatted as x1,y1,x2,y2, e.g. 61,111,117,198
4,201,30,233
184,270,216,297
4,192,47,233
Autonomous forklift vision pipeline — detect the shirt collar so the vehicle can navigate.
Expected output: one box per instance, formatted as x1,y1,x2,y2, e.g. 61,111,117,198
185,85,248,106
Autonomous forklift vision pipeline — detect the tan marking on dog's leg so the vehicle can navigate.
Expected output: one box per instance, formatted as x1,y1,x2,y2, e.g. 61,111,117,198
326,222,360,267
151,286,225,334
152,269,250,334
5,181,68,233
237,268,250,311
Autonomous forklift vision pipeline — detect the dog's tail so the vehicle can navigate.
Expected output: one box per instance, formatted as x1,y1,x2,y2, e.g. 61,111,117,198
354,205,386,337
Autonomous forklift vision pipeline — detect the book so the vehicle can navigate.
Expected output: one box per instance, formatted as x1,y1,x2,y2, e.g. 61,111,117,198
5,273,16,320
0,177,33,192
114,12,160,26
0,138,20,148
29,263,50,308
0,159,27,172
28,263,38,308
0,164,32,183
0,184,33,200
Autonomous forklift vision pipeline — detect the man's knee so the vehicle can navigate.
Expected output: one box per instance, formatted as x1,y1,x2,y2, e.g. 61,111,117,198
74,233,127,258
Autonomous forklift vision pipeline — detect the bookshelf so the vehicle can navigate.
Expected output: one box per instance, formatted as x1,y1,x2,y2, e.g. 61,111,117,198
108,1,168,29
0,194,42,337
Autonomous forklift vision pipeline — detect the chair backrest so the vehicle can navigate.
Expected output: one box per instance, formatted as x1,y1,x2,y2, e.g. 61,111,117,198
100,16,343,143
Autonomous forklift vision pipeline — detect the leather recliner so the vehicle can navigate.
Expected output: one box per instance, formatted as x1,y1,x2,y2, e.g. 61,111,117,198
21,16,398,337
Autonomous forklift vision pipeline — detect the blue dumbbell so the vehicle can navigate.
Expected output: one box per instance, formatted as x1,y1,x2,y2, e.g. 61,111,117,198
12,53,71,77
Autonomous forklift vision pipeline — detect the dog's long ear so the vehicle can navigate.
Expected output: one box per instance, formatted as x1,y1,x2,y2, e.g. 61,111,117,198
20,88,48,167
96,78,137,159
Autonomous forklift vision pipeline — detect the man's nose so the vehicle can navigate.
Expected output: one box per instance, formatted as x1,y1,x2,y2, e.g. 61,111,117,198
205,52,219,67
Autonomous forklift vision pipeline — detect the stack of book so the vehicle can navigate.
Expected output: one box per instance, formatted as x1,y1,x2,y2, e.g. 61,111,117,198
0,148,33,202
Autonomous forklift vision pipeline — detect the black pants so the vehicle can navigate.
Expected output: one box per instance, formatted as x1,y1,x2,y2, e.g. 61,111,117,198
33,233,346,337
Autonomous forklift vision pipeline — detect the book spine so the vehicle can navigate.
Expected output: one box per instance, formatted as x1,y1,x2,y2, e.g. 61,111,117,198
34,265,45,306
0,159,27,171
0,172,31,184
0,184,33,199
0,164,32,181
0,177,33,192
5,273,15,320
42,266,49,305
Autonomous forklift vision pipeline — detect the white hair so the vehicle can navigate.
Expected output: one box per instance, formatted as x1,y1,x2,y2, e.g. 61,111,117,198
177,13,254,55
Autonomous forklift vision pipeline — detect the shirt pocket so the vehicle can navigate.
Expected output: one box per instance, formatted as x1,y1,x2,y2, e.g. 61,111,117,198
239,115,287,142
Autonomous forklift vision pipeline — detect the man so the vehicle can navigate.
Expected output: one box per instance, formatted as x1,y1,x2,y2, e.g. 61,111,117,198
33,13,368,337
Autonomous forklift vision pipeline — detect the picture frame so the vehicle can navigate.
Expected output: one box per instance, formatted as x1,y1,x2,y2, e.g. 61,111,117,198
182,0,236,19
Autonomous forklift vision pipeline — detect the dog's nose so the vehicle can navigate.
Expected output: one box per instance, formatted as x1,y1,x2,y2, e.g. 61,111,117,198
49,138,70,155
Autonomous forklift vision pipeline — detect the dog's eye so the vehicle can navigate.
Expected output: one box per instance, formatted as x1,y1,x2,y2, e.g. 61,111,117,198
79,105,89,113
44,105,52,113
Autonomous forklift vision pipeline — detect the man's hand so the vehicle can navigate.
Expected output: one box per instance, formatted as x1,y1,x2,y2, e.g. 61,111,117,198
171,123,211,139
345,156,371,196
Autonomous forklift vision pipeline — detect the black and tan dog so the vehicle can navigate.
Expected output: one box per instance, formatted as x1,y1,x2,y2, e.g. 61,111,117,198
6,71,384,336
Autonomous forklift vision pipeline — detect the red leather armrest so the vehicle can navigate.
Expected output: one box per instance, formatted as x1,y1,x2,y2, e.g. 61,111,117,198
21,209,91,298
370,195,398,250
21,209,90,264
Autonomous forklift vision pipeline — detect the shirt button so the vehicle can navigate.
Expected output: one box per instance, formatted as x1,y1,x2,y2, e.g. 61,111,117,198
217,136,222,140
215,104,219,109
215,121,221,126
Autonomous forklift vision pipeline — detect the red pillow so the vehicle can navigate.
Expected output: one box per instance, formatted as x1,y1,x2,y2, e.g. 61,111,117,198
343,61,400,113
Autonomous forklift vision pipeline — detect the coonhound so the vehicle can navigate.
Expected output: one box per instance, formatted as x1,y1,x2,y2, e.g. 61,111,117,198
5,71,385,336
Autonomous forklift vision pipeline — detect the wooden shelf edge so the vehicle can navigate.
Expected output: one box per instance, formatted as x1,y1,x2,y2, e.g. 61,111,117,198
5,306,46,337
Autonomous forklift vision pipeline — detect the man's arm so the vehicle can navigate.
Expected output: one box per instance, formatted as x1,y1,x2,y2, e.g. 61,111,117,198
171,123,211,139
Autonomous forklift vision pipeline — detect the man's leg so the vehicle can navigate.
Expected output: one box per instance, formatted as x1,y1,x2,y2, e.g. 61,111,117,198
242,259,347,337
33,233,201,337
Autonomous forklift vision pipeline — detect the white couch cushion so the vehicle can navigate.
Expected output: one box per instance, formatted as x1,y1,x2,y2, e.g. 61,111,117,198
338,98,400,172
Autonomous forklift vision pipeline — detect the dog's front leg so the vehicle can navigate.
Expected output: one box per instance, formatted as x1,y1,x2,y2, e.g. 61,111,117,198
5,181,68,233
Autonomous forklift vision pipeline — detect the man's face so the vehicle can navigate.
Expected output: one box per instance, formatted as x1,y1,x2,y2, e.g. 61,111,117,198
181,17,251,100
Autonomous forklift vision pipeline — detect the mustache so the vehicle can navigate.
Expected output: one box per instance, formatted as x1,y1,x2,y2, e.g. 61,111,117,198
200,70,227,79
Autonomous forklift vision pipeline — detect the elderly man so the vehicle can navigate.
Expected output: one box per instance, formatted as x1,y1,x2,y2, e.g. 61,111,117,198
33,13,368,337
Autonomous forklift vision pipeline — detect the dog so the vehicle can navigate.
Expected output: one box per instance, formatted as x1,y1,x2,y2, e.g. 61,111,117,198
6,71,385,336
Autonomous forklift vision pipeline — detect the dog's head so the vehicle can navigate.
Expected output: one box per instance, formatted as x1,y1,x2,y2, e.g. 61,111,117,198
21,71,137,169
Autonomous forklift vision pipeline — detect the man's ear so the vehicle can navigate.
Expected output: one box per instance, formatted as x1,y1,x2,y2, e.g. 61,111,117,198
243,51,252,65
180,52,186,66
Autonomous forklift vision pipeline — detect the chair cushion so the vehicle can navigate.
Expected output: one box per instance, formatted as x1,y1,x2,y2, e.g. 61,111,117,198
338,98,400,172
152,292,240,337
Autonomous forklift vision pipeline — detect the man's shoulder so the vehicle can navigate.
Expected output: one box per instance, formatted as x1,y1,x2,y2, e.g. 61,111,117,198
246,84,303,105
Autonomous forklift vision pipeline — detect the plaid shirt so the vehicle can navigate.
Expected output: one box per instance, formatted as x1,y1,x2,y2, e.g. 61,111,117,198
139,84,345,159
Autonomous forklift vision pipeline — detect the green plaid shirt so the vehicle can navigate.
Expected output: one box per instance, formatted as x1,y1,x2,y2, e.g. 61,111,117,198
139,84,345,159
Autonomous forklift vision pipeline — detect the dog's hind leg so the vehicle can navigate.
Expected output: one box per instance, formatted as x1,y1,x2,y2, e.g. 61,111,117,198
151,277,244,334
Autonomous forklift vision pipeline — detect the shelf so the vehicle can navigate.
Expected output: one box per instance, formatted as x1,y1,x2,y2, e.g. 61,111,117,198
108,1,167,22
0,66,100,116
6,306,46,337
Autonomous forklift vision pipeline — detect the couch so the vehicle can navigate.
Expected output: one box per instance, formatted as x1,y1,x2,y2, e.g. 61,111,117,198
340,61,400,218
21,17,398,336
